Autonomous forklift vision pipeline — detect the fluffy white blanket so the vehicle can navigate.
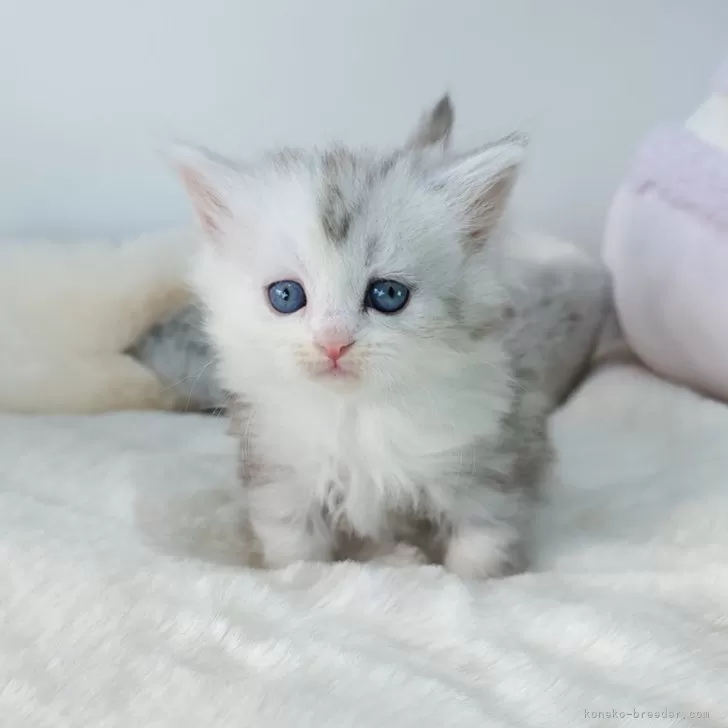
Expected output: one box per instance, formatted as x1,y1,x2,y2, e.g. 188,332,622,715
0,231,196,414
1,359,725,727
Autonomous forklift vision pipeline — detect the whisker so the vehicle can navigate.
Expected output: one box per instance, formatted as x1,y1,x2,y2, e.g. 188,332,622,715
158,368,208,395
185,358,217,412
212,393,235,419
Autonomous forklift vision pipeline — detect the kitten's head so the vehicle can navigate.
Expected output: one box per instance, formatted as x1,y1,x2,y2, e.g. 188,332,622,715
174,95,525,400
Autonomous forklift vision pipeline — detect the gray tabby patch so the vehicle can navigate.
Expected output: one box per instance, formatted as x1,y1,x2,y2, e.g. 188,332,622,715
126,304,227,413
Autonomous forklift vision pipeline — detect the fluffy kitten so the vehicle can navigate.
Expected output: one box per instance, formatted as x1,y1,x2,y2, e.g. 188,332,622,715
126,97,455,414
129,98,608,416
173,96,553,579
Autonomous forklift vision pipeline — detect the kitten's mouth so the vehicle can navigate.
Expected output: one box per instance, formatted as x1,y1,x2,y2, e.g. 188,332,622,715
313,362,358,380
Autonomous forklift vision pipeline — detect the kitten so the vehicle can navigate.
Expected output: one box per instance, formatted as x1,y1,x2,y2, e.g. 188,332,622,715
172,96,554,578
130,98,608,416
126,97,454,413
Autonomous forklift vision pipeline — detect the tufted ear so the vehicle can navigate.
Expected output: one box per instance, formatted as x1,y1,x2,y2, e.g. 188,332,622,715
433,135,527,251
170,143,241,242
404,93,455,151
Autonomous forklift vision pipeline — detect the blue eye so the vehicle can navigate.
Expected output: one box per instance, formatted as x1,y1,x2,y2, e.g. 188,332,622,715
267,280,307,314
365,279,410,314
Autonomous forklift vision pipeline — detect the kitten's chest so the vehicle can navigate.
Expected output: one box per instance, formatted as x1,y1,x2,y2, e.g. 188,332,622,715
249,390,505,535
261,398,446,483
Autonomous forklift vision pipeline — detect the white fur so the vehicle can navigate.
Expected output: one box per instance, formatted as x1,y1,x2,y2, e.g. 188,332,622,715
193,207,512,540
180,133,537,574
0,229,197,413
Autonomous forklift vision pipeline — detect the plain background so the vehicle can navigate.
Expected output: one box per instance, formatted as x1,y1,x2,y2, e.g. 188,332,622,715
1,0,727,250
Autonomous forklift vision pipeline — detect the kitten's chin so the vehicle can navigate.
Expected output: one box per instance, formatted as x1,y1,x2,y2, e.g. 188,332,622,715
309,363,361,386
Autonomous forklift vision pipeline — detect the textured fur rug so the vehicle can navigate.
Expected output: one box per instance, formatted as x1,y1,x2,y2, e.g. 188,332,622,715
0,358,725,726
0,230,196,413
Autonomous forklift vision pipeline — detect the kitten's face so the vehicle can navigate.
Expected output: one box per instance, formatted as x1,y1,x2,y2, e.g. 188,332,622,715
178,97,525,400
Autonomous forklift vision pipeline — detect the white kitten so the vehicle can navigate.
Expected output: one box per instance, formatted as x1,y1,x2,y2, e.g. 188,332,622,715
174,96,552,579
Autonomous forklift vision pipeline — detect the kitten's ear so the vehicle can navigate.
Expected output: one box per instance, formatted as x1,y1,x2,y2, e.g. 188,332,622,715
170,143,240,241
405,93,455,151
434,135,527,251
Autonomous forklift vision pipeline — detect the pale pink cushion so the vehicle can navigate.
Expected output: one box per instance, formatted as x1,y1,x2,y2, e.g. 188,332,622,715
604,126,728,400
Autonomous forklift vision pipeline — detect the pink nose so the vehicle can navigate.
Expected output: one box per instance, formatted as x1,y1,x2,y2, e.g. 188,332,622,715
317,340,355,362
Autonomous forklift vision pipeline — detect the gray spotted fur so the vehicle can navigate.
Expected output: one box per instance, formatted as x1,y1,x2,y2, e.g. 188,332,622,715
502,252,611,408
126,304,226,413
319,93,453,246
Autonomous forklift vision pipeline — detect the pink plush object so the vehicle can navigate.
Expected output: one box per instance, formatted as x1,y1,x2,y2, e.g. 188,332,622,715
604,58,728,401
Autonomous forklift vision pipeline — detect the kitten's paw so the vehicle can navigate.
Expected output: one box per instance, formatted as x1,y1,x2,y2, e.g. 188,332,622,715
444,524,527,580
248,518,333,570
373,542,429,568
246,485,334,570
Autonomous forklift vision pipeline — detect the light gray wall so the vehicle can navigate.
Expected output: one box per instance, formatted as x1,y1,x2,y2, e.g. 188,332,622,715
1,0,727,249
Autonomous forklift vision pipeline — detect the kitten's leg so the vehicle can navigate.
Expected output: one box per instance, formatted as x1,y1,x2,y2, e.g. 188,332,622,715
246,481,334,569
442,380,553,579
443,487,530,580
334,512,431,567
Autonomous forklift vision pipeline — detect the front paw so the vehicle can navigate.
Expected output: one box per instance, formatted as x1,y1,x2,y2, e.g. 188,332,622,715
245,482,334,570
372,542,429,568
246,514,333,570
444,524,527,580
